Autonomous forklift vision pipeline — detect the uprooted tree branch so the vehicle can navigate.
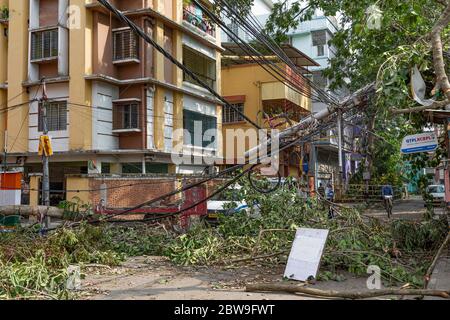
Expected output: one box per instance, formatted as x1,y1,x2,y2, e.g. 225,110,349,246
245,283,450,299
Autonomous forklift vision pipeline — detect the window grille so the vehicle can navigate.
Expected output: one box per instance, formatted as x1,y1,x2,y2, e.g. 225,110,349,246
223,103,244,123
38,101,67,132
183,46,216,88
31,29,58,61
311,30,327,46
113,29,139,61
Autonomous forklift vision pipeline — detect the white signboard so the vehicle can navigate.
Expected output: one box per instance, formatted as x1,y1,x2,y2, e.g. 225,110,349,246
401,132,438,154
284,228,329,282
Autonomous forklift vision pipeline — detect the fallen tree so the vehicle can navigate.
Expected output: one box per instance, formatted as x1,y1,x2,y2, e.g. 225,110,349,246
246,283,450,299
0,206,64,219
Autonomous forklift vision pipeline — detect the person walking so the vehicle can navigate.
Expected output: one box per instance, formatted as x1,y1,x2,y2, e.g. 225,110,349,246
326,183,335,219
317,183,325,198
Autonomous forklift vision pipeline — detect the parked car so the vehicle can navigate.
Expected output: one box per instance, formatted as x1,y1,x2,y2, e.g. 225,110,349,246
426,185,445,205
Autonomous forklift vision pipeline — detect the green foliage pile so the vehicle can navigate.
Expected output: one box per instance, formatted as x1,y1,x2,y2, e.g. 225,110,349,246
166,178,447,287
0,223,171,300
0,177,446,298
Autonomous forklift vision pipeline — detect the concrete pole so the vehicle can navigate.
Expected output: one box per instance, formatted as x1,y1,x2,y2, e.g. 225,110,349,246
3,130,7,172
337,108,344,175
337,109,344,199
41,81,51,229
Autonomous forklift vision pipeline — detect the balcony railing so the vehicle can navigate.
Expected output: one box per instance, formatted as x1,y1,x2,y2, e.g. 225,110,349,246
183,6,215,37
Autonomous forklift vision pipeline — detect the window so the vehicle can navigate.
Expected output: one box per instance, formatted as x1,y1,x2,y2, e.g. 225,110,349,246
227,22,239,42
312,30,327,57
183,46,216,88
113,103,139,130
31,29,58,61
183,110,217,148
38,101,67,132
223,103,244,123
317,44,325,56
312,71,328,89
113,29,139,62
311,30,327,46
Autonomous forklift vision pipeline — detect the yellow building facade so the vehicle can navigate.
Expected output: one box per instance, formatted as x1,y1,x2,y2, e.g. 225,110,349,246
0,0,223,205
221,45,317,177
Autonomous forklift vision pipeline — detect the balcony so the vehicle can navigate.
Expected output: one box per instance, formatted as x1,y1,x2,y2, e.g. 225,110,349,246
183,46,217,90
261,81,312,120
112,28,140,65
183,4,215,37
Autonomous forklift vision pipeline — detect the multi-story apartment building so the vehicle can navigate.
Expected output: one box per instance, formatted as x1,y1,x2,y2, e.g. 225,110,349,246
0,0,223,201
286,11,358,188
221,43,317,178
221,0,273,43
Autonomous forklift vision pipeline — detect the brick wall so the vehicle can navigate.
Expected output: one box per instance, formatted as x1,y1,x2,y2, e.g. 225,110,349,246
88,177,180,208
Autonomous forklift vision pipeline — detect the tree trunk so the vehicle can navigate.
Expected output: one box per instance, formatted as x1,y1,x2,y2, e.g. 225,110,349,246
430,2,450,102
246,283,450,299
0,206,64,219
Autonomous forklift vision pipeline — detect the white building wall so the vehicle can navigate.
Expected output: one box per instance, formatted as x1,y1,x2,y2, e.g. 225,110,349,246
252,0,273,15
91,81,120,151
164,91,174,153
147,89,155,150
58,0,69,76
182,34,215,60
28,83,70,153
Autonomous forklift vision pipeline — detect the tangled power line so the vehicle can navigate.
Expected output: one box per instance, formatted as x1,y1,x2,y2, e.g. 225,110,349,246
3,0,375,230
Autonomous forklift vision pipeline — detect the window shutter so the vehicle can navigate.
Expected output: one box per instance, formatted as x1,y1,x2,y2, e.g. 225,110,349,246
31,29,58,61
114,31,122,60
113,29,138,61
51,29,58,57
31,32,43,60
43,30,51,58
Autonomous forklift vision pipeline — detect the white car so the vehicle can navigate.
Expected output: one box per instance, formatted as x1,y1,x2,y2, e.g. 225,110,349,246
207,200,249,216
426,185,445,204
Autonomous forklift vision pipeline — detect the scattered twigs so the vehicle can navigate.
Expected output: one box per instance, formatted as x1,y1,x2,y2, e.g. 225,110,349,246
227,250,289,264
82,264,112,270
15,285,58,300
245,283,450,299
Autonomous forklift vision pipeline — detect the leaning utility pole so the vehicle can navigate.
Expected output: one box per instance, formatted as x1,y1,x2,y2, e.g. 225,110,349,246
40,80,50,229
337,109,344,178
337,108,344,197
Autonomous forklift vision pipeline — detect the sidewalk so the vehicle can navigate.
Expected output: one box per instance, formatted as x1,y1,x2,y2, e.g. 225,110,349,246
426,243,450,300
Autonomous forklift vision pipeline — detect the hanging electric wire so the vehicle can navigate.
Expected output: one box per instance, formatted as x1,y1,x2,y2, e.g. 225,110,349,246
97,0,263,132
213,0,337,105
